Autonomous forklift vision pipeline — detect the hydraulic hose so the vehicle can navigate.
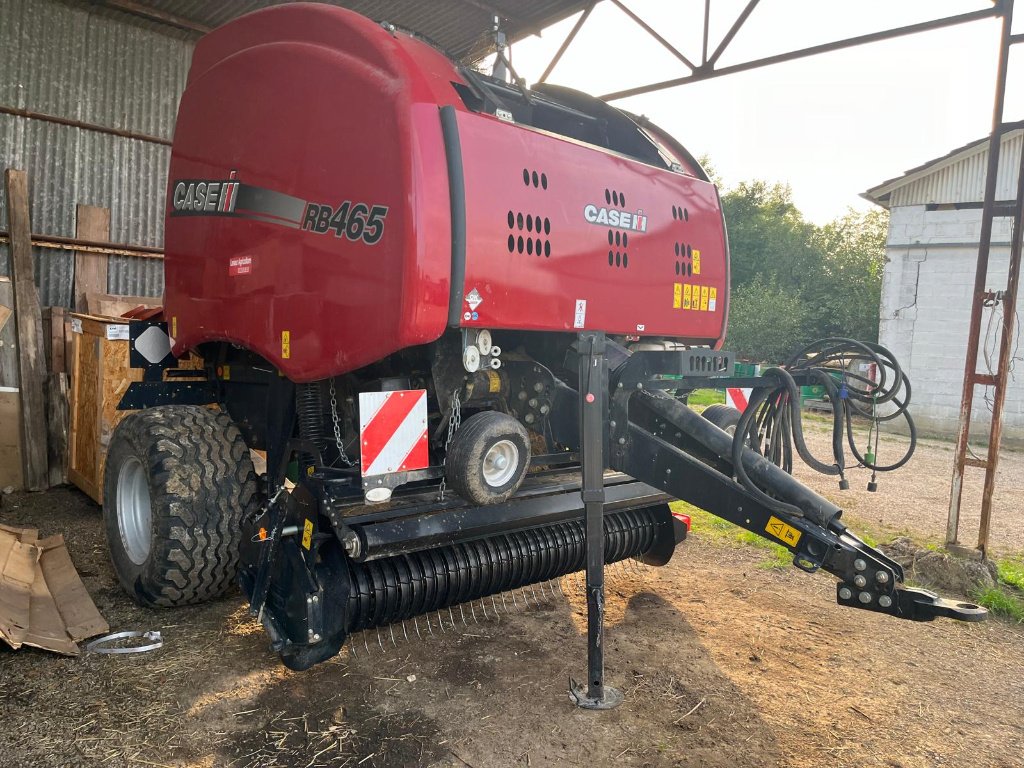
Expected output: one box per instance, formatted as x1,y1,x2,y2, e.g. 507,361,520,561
730,338,917,510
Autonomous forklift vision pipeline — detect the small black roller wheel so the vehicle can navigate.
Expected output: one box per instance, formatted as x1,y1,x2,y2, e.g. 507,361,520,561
103,405,259,608
701,403,742,435
445,411,531,505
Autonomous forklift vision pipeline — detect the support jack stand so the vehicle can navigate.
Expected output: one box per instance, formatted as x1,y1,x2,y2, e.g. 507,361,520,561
569,331,623,710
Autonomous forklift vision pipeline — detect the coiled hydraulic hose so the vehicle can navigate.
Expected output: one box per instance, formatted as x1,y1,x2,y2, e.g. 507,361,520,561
731,338,917,516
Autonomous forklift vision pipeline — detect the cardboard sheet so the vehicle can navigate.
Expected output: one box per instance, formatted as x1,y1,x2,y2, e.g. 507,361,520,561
38,534,108,642
0,529,40,649
0,526,108,655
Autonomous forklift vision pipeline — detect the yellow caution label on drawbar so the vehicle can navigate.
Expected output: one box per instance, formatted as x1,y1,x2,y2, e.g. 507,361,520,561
765,515,801,547
301,518,314,550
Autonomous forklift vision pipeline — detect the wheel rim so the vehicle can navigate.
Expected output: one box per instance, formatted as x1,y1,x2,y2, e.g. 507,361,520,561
116,456,152,565
482,439,519,487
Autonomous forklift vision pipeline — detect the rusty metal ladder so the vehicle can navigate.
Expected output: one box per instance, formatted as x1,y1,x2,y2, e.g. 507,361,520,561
948,0,1024,557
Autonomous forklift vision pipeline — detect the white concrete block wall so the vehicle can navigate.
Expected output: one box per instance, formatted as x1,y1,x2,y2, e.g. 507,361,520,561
879,206,1024,444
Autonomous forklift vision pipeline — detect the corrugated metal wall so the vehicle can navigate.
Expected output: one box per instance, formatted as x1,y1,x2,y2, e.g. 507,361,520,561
889,130,1024,208
0,0,194,306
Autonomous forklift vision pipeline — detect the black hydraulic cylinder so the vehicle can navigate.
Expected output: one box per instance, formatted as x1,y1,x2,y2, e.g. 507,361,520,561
633,389,843,529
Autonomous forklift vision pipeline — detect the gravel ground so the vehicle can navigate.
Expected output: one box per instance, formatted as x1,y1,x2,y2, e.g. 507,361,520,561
791,421,1024,556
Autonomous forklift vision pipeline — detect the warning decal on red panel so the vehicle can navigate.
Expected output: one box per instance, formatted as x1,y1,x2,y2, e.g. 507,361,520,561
358,390,429,477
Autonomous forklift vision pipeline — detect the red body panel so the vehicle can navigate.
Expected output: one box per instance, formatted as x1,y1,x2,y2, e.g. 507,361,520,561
457,112,727,339
164,4,729,381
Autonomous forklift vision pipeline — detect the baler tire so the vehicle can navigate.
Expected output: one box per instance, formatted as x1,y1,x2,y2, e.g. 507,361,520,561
701,404,742,435
103,405,260,608
445,411,531,505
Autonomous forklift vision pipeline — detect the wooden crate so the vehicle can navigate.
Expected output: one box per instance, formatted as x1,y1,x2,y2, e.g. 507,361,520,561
67,314,202,503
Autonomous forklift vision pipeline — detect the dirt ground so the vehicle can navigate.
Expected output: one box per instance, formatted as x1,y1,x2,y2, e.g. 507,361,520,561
792,424,1024,555
1,432,1022,768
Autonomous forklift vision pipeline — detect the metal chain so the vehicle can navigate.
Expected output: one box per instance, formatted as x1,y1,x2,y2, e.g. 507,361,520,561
437,387,462,501
329,378,354,467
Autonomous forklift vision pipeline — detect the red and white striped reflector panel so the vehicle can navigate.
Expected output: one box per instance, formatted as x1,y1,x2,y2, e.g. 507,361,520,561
358,390,429,477
726,387,751,412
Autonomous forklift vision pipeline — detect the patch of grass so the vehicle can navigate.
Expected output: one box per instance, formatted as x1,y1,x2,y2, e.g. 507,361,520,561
996,557,1024,592
973,586,1024,622
687,389,725,407
673,501,793,569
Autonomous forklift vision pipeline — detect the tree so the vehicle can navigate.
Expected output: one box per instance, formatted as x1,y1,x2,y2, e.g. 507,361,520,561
808,208,888,342
726,276,807,363
718,179,887,361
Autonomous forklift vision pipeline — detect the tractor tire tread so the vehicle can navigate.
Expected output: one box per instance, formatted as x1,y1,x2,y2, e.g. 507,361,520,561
103,405,259,608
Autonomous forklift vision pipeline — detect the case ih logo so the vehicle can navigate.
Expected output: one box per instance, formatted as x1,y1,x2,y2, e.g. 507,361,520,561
583,204,648,232
172,177,239,213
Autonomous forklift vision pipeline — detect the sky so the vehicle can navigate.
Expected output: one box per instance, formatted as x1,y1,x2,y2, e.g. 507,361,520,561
500,0,1024,224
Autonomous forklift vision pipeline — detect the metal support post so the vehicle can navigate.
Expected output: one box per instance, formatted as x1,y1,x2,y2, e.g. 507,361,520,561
569,331,623,710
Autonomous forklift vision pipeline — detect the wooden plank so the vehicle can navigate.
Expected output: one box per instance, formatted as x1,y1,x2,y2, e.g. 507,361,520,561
68,331,102,503
84,292,159,319
45,373,69,487
4,169,48,491
0,389,23,489
73,205,110,312
43,306,67,374
0,278,16,388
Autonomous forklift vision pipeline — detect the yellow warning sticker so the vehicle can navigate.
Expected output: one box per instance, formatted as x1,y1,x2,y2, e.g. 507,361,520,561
709,287,718,313
281,330,291,359
673,283,682,308
700,285,709,312
692,249,701,275
221,365,231,381
765,515,802,547
487,370,502,393
683,284,692,310
171,316,177,338
301,518,314,550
